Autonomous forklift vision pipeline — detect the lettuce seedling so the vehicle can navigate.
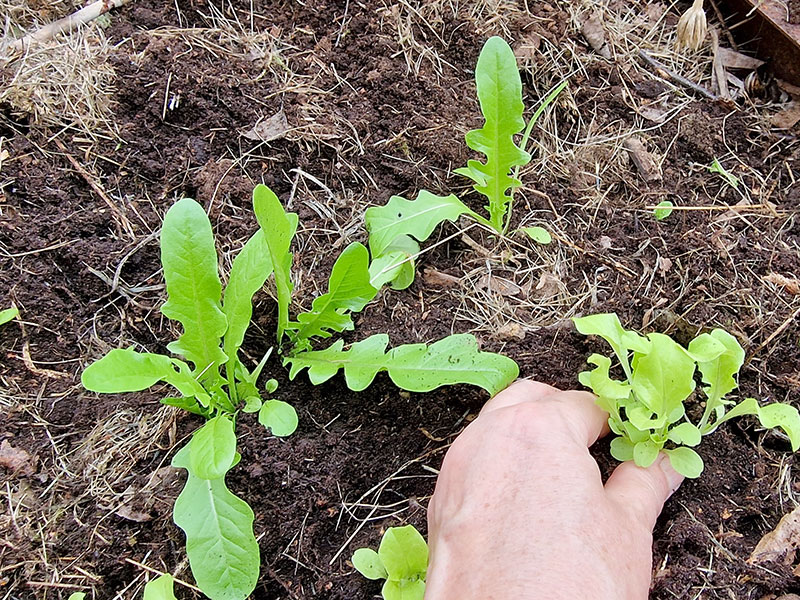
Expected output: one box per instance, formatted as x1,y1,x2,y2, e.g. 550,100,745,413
82,184,518,599
574,313,800,478
352,525,428,600
364,37,567,289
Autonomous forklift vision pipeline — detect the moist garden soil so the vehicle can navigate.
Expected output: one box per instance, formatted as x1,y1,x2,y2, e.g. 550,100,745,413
2,0,800,598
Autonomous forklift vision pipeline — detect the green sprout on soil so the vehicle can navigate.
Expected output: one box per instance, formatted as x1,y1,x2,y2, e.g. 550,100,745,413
654,200,674,221
364,36,566,290
82,184,518,600
708,158,740,189
352,525,428,600
574,313,800,478
0,305,19,326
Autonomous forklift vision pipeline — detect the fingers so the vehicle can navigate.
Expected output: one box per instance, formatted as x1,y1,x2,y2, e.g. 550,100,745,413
481,379,610,447
604,454,684,530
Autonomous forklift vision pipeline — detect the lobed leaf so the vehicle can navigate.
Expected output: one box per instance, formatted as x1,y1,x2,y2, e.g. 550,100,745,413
286,334,518,396
172,444,259,600
453,37,529,231
223,229,273,362
713,398,800,451
143,573,177,600
696,329,745,407
365,191,475,258
161,198,228,380
253,184,297,343
573,313,650,378
288,242,377,347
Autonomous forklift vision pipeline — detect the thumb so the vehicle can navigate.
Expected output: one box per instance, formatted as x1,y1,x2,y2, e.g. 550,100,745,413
604,453,684,530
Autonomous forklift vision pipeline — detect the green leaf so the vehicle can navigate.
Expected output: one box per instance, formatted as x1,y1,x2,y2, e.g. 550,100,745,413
365,191,475,258
520,226,552,245
368,235,419,290
573,313,650,378
67,594,86,600
265,378,279,394
633,439,661,468
696,329,745,408
258,400,298,437
253,184,297,343
609,436,635,461
352,548,388,581
664,447,704,478
172,444,259,600
687,332,727,363
242,396,263,413
668,422,702,446
161,198,228,380
288,242,377,347
223,229,273,362
708,158,739,189
161,396,206,416
654,200,674,221
0,305,19,326
382,579,426,600
713,398,800,451
189,416,237,480
83,348,174,392
286,334,519,396
379,525,428,581
143,573,177,600
454,36,529,232
631,333,696,416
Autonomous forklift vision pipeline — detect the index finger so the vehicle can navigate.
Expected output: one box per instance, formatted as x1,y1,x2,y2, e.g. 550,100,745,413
480,379,610,447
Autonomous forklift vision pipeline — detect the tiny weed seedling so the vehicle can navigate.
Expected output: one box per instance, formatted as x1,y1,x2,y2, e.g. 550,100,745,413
574,313,800,478
708,158,740,189
654,200,674,221
0,305,19,326
364,36,566,290
83,185,518,599
352,525,428,600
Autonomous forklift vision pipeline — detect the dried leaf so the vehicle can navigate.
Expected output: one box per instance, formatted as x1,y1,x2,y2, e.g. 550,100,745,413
241,110,289,142
581,14,611,58
478,274,522,297
657,256,673,275
0,440,35,475
496,322,525,341
764,273,800,295
749,505,800,565
637,104,669,123
771,102,800,130
115,504,153,522
422,268,461,288
718,47,764,70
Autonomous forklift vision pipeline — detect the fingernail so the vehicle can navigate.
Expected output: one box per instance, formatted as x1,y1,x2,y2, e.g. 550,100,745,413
657,454,685,496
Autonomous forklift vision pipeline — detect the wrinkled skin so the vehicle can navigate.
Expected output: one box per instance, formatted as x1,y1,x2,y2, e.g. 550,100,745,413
426,380,683,600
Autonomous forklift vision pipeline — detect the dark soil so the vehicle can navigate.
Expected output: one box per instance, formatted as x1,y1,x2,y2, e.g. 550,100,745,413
2,0,800,599
789,0,800,24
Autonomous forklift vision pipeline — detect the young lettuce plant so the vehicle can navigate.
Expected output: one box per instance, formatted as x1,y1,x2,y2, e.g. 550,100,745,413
82,184,518,599
352,525,428,600
573,313,800,478
82,189,298,600
364,36,567,290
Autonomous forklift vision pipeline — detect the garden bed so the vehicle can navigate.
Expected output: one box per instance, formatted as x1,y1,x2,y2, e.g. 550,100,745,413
2,0,800,598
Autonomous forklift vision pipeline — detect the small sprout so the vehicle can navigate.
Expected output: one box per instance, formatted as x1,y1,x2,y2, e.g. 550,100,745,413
258,400,298,437
265,378,279,393
143,573,177,600
676,0,707,51
352,525,428,600
708,158,740,189
520,226,552,245
0,305,19,326
67,594,86,600
654,200,674,221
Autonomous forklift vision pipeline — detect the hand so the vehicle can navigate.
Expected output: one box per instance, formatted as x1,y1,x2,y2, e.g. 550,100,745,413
425,380,684,600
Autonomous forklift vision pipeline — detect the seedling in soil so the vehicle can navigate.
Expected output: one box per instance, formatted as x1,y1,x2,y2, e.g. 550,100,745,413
0,305,19,326
364,36,567,289
83,184,518,600
574,313,800,478
654,200,674,221
708,158,740,189
352,525,428,600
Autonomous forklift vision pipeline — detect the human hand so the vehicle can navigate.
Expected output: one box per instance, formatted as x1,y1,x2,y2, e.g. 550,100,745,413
425,380,684,600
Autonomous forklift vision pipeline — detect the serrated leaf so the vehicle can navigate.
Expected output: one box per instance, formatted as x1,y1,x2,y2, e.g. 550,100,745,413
172,444,259,600
352,548,388,581
379,525,428,581
288,242,377,348
189,416,237,480
258,400,298,437
161,198,228,380
253,184,297,343
223,229,273,362
665,446,704,478
365,191,475,258
368,235,419,290
633,439,660,468
143,573,177,600
631,333,696,416
667,422,702,446
0,305,19,326
286,334,518,396
713,398,800,451
454,37,529,231
654,200,674,221
520,226,552,244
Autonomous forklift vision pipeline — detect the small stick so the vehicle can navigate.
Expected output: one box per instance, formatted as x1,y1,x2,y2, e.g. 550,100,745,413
4,0,131,56
638,50,719,101
707,0,739,50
